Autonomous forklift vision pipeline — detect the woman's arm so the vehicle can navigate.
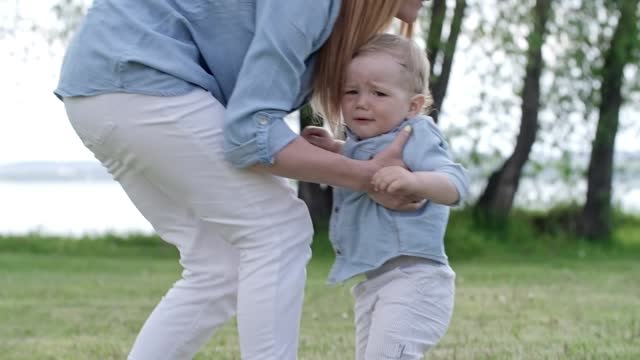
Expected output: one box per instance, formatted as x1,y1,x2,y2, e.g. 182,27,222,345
222,0,341,169
255,127,412,192
292,125,425,210
221,0,412,192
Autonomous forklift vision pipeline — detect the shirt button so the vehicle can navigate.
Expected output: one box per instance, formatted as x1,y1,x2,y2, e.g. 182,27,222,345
334,206,340,213
257,115,268,125
336,249,342,255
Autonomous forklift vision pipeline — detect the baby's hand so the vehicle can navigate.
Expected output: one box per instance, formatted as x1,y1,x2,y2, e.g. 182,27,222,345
371,166,419,195
301,126,342,153
368,190,426,211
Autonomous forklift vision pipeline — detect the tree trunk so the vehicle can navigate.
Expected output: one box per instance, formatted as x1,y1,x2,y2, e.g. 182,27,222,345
475,0,551,218
297,181,333,228
579,0,638,240
431,0,467,123
425,0,447,75
297,105,333,228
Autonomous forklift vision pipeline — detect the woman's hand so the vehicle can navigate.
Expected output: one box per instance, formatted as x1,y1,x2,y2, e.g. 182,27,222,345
301,126,343,153
368,125,413,174
365,125,425,210
360,124,413,189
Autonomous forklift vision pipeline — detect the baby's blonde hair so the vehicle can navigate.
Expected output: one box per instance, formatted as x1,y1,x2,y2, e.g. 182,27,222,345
355,33,433,109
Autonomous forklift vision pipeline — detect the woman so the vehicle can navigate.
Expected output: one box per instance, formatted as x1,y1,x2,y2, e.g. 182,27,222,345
55,0,427,359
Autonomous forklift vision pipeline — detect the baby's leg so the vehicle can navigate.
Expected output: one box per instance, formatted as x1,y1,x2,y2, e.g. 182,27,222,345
364,262,455,359
352,280,377,360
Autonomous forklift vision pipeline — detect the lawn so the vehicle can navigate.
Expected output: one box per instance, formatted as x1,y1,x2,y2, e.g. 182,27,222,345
1,242,639,359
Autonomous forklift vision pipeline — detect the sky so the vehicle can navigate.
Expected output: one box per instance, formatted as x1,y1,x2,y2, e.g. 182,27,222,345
1,1,638,166
1,0,96,164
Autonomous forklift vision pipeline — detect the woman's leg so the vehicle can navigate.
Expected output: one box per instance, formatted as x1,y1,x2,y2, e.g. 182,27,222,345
120,171,240,360
64,89,313,360
363,262,455,359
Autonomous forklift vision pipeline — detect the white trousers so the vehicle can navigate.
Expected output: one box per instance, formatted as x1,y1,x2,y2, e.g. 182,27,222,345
352,257,455,360
63,89,313,360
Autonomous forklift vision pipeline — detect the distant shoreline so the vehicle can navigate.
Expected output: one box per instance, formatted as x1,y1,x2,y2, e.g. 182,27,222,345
0,161,112,182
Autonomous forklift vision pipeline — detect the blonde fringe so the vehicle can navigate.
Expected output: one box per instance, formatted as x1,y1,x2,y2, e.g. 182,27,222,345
311,1,414,136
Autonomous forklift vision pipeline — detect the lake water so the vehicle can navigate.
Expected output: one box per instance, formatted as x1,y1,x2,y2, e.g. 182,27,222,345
1,181,154,236
1,180,638,236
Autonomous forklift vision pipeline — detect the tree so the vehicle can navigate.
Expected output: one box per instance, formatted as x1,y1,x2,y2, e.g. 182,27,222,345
579,0,639,240
475,0,553,218
422,0,468,123
50,0,88,44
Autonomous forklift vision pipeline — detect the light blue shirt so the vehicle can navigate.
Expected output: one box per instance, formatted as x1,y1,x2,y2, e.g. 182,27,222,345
328,116,470,284
55,0,341,168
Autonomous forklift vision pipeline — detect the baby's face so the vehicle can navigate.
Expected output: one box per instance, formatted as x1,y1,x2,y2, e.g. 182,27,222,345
341,52,415,139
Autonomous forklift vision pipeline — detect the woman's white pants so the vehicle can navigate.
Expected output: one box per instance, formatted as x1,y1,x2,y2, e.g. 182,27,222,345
63,89,313,360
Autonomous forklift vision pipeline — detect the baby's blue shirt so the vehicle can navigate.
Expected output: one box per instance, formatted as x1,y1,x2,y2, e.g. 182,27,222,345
55,0,341,168
328,116,470,284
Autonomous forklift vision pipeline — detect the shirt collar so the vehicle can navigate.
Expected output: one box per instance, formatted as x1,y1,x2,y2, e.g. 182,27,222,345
345,116,424,141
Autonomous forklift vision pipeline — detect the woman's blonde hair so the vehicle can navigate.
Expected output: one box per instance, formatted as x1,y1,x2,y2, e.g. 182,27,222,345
311,0,413,134
355,33,433,108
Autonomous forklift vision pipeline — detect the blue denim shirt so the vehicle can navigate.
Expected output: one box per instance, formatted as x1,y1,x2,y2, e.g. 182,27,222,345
55,0,341,168
328,116,470,284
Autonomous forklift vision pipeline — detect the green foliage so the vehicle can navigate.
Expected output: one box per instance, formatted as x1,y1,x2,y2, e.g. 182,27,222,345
309,207,640,261
614,209,640,248
0,232,176,259
3,207,638,263
454,205,640,258
50,0,88,45
450,0,639,199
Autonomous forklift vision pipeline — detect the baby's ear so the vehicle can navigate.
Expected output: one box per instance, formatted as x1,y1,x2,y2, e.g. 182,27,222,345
408,94,427,117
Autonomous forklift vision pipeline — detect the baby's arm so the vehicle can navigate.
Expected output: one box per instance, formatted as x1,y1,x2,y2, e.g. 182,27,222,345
372,119,470,206
372,166,460,205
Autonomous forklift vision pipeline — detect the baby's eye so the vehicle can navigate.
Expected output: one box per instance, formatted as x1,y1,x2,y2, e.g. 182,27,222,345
374,91,387,97
344,89,358,95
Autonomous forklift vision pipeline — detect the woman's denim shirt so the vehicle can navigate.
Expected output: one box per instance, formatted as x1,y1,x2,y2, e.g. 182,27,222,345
55,0,341,168
328,116,470,284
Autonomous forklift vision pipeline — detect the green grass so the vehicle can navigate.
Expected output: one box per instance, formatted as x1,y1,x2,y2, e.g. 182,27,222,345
1,236,639,359
2,210,639,359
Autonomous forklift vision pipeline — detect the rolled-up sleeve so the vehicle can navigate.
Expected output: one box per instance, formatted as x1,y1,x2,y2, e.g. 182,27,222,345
405,120,471,205
222,0,336,168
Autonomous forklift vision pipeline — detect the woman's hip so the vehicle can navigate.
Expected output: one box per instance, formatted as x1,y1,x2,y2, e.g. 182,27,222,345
63,89,311,243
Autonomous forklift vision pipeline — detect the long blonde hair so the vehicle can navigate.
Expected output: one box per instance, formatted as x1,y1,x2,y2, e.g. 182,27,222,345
311,0,413,134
